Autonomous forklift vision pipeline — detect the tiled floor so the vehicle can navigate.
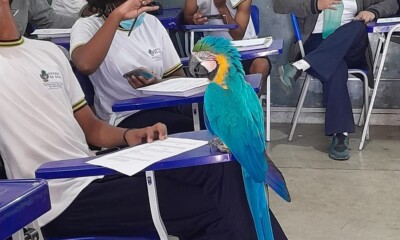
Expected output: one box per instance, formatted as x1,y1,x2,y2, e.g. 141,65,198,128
268,124,400,240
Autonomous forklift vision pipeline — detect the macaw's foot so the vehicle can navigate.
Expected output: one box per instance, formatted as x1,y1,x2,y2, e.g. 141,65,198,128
209,137,230,153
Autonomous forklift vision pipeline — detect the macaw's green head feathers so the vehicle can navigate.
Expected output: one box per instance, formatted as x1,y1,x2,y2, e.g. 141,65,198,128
189,36,243,89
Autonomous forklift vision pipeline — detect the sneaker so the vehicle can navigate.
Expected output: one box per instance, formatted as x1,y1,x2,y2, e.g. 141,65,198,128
278,63,302,95
329,133,350,161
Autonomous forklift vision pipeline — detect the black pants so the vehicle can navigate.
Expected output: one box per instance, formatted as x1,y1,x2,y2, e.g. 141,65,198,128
303,21,368,135
42,161,258,240
118,107,194,134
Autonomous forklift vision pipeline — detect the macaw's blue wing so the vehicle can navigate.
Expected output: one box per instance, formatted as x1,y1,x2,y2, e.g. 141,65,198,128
266,154,291,202
203,106,215,136
204,78,274,240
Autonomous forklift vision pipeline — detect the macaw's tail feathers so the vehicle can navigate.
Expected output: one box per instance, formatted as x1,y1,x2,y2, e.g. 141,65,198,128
243,175,274,240
266,154,291,202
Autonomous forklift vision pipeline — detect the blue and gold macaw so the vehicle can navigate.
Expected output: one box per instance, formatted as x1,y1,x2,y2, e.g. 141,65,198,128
189,36,290,240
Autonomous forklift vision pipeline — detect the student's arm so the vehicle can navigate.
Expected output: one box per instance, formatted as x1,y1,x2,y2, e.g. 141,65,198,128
28,0,78,29
272,0,341,17
0,0,20,40
74,105,167,147
363,0,399,19
214,0,251,40
183,0,207,25
71,0,159,75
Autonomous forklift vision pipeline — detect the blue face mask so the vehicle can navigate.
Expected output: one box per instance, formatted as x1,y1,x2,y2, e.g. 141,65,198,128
120,13,145,31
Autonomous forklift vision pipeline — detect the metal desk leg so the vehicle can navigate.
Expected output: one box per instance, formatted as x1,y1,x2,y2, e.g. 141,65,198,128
145,171,169,240
192,103,201,131
266,75,271,142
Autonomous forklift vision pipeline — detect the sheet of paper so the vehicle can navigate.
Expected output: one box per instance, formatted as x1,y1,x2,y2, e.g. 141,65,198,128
87,138,208,176
231,36,273,47
139,78,209,93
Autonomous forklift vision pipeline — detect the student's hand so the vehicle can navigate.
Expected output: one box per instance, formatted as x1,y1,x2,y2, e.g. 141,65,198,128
112,0,159,21
354,11,375,23
125,75,158,89
317,0,342,10
125,123,168,145
213,0,227,9
193,11,208,25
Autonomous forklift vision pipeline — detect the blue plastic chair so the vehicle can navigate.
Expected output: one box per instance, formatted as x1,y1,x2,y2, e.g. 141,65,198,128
287,13,370,142
250,5,260,36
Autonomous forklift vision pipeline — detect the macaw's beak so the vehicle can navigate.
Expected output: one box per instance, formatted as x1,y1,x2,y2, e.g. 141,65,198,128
189,55,209,78
189,55,219,81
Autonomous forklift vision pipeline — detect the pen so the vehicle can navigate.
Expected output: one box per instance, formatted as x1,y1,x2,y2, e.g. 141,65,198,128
128,1,146,37
128,17,138,37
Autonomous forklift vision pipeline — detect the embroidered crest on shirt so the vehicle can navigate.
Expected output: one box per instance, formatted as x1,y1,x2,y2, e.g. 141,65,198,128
40,70,49,82
40,70,64,90
148,48,162,61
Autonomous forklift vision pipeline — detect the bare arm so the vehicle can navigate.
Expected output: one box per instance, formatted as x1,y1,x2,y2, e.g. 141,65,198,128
71,0,159,75
184,0,199,24
74,105,167,147
0,0,20,40
215,0,251,40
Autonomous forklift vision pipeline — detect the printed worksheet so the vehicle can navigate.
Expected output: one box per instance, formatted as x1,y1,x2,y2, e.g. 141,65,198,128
87,138,208,176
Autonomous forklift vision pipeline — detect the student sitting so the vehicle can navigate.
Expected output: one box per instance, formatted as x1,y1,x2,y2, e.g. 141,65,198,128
272,0,399,160
70,0,194,134
0,0,259,238
183,0,271,95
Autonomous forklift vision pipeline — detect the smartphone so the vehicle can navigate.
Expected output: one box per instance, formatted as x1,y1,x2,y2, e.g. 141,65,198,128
204,14,225,20
123,68,154,80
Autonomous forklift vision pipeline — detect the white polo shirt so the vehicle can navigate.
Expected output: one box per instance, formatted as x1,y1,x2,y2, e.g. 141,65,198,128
51,0,87,17
196,0,257,40
0,37,100,226
70,14,182,123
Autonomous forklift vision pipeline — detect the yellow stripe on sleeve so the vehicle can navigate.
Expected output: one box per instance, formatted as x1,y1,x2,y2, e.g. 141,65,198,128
72,98,88,113
163,63,183,77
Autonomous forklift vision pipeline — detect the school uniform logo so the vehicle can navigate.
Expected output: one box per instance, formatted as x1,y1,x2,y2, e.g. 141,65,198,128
40,69,64,90
148,48,162,61
40,70,49,82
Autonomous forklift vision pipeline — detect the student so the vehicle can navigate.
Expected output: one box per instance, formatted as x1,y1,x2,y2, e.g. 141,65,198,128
183,0,270,94
10,0,78,35
70,0,194,134
0,0,259,238
273,0,398,160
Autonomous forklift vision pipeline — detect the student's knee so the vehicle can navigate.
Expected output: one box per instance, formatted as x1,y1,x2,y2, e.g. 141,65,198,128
348,21,367,38
250,58,270,77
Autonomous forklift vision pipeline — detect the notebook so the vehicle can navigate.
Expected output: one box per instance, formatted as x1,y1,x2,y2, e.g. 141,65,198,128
231,36,273,52
139,78,209,97
31,28,71,39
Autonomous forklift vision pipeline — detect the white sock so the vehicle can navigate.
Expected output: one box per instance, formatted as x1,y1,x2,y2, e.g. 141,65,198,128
292,59,310,71
335,132,348,136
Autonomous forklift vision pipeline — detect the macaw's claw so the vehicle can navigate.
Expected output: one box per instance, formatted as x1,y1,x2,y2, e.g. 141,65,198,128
209,137,230,153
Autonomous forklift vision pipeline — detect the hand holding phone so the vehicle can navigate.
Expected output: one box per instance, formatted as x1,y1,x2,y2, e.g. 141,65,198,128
204,14,225,20
123,67,156,89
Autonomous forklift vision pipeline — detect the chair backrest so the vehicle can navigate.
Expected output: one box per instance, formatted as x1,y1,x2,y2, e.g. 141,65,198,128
250,5,260,35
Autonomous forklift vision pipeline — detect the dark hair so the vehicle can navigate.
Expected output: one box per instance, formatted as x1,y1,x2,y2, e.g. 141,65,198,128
86,0,116,16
